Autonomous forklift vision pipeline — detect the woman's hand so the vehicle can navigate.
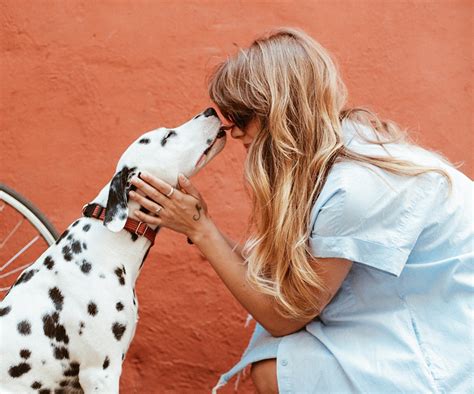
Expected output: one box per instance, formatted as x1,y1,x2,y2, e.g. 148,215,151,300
129,172,211,240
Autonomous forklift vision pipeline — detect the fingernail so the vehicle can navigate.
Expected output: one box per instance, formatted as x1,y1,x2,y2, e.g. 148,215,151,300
134,210,140,216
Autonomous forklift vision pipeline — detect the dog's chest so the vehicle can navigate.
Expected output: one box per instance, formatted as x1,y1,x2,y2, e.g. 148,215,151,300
0,217,145,390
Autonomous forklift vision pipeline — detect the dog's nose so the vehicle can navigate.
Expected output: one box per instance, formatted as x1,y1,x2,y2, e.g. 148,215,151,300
203,107,218,118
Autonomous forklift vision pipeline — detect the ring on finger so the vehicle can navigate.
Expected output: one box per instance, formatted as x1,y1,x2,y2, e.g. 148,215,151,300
155,205,162,215
165,187,174,198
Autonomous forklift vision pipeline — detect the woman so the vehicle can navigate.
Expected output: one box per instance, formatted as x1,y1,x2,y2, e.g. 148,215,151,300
129,28,472,393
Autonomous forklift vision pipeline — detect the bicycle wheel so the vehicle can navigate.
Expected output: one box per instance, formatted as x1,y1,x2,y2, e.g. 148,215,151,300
0,183,59,295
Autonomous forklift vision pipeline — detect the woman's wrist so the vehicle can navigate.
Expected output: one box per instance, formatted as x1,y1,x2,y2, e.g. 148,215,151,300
187,215,219,247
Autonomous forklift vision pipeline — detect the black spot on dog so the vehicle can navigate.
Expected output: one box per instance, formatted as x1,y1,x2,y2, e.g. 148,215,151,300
31,381,42,389
14,269,38,286
99,273,106,279
139,137,150,144
55,324,69,344
116,302,124,311
82,242,87,250
71,240,82,254
8,362,31,377
43,314,55,338
131,233,138,242
62,245,73,261
71,379,82,389
0,306,11,316
87,302,98,316
39,389,51,394
104,166,135,229
63,361,80,377
17,320,31,335
67,234,73,241
20,349,31,359
161,130,177,146
56,229,69,245
42,313,69,344
112,322,126,341
80,260,92,274
114,267,125,286
54,389,65,394
103,356,110,369
54,346,69,360
78,321,85,335
82,224,91,232
59,380,69,387
49,287,64,311
119,213,127,220
122,353,125,360
44,256,55,270
72,220,80,227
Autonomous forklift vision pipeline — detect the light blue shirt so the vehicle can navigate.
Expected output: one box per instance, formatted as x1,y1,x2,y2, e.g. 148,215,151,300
213,120,473,393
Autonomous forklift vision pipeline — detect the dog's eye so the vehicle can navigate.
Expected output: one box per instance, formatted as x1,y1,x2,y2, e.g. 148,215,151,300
161,130,177,147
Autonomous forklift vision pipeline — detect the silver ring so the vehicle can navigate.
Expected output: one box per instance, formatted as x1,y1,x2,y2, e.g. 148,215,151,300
155,205,162,214
165,187,174,197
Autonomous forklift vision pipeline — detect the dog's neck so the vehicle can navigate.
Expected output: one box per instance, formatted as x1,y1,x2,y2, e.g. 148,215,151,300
84,182,156,285
91,182,156,227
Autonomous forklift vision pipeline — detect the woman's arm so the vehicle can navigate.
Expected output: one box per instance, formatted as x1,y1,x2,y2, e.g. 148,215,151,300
190,217,353,337
219,232,245,257
130,173,352,337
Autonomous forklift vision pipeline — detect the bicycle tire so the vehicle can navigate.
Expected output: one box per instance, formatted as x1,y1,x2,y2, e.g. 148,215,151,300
0,183,59,245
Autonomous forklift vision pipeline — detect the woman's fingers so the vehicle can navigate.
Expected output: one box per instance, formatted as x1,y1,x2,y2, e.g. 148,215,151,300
128,190,162,215
134,210,161,226
130,175,171,207
178,174,201,200
140,172,178,200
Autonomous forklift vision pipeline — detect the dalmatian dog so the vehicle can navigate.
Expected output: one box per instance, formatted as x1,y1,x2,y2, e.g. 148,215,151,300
0,107,226,393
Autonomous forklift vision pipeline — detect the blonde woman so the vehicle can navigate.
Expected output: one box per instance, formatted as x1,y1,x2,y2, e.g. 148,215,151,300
129,28,472,393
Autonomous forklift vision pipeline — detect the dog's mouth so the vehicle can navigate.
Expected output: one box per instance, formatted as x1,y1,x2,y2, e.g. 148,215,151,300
194,127,227,170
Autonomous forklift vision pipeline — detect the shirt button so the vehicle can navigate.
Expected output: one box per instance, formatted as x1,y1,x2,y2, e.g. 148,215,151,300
281,359,288,366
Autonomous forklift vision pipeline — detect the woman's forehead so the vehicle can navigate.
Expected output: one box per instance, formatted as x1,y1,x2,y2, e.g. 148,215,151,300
211,103,233,125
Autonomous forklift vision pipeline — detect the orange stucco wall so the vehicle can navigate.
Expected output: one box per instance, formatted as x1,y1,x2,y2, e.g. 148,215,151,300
1,1,472,392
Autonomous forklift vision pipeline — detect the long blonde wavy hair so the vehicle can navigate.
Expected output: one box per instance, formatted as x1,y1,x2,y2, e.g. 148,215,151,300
208,27,455,320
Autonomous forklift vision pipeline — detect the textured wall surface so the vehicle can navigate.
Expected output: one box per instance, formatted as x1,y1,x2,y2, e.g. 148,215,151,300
0,0,472,392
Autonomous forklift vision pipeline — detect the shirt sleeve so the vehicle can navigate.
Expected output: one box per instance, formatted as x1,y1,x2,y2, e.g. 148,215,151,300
308,163,442,277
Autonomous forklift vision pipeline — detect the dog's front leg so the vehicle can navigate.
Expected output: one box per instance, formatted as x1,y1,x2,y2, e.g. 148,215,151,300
79,364,121,394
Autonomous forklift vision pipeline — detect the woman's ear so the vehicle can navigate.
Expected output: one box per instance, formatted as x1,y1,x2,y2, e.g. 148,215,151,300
104,166,136,232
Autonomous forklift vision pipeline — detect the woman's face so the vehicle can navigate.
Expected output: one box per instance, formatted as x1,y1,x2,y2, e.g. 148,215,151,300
213,105,259,151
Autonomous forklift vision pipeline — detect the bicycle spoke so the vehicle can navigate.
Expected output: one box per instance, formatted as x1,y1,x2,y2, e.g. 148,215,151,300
0,235,40,272
0,218,24,248
0,262,33,279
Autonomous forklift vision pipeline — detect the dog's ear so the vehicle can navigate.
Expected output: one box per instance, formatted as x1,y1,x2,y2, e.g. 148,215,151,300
104,166,136,232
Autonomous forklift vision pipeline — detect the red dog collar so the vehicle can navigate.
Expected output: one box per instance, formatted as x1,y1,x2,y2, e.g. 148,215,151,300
82,203,157,245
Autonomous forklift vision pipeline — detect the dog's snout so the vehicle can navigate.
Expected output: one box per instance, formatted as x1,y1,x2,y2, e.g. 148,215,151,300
203,107,218,118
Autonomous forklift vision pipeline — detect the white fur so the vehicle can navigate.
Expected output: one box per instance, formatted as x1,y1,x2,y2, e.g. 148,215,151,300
0,110,225,393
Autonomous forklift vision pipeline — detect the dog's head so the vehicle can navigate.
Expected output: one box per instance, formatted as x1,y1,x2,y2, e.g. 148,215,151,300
103,107,226,232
